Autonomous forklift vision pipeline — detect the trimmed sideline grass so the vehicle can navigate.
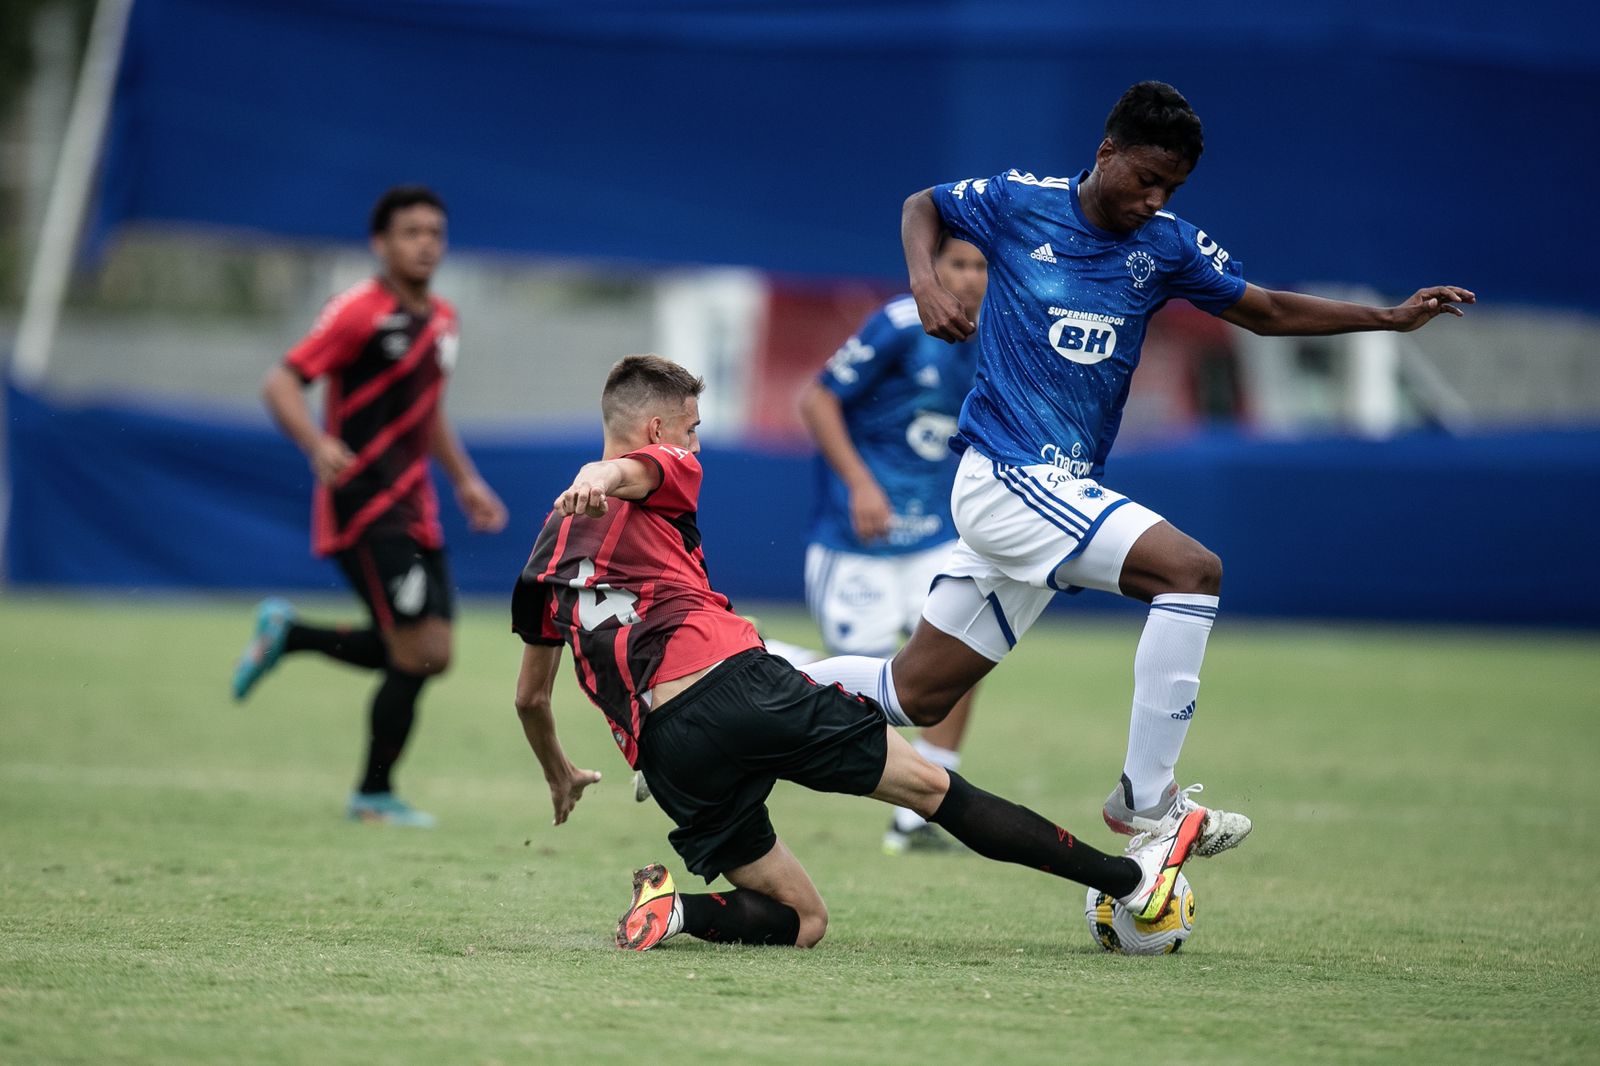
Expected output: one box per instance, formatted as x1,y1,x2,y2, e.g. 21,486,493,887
2,594,1597,1065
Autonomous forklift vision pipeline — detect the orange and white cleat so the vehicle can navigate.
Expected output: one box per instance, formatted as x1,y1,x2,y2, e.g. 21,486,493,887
1118,807,1205,922
615,864,679,951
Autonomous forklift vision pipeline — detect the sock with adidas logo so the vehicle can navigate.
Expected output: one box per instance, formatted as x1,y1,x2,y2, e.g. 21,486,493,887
1120,593,1219,811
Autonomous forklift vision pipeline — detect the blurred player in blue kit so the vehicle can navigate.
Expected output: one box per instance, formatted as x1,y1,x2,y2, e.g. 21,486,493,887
798,237,987,854
803,81,1473,853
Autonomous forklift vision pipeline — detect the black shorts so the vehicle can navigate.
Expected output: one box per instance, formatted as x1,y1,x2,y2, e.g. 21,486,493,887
636,648,889,882
335,534,455,631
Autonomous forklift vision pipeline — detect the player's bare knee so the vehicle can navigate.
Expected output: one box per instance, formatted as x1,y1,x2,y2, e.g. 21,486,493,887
795,909,828,949
416,650,451,676
1162,543,1222,596
389,640,450,676
1192,547,1223,595
905,696,950,729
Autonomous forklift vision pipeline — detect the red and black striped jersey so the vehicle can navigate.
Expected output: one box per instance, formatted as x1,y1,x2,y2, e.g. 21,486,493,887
285,278,459,556
512,445,763,767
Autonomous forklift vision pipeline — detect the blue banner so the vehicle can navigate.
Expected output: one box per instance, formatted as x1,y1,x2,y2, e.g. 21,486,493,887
93,1,1600,311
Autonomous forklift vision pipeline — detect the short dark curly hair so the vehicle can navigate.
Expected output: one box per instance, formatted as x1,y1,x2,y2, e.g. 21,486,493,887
369,185,447,235
1104,82,1204,167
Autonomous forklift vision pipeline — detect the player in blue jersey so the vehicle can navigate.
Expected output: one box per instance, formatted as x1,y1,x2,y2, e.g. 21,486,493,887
803,81,1473,857
798,237,987,854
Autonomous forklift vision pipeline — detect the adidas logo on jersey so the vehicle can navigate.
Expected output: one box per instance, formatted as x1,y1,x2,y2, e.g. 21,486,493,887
1030,243,1057,264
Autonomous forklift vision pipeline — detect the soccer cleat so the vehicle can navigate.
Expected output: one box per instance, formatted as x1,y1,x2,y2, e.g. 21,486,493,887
615,864,678,951
632,770,652,803
347,791,437,828
882,820,956,856
1104,778,1252,858
1117,806,1205,922
231,597,296,701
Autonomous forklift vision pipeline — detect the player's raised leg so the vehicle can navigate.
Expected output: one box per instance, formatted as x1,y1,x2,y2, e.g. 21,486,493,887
1102,519,1250,856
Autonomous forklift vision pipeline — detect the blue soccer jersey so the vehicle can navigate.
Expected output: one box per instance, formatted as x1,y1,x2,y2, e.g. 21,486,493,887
932,170,1246,477
810,295,980,556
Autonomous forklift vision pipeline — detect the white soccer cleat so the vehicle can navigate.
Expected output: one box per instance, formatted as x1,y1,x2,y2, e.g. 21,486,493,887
1104,778,1251,858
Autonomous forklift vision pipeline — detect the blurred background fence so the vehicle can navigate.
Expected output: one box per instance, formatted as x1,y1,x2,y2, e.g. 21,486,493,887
3,0,1598,624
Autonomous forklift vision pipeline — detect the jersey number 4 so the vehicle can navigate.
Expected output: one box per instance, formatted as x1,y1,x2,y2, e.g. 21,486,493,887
570,558,642,630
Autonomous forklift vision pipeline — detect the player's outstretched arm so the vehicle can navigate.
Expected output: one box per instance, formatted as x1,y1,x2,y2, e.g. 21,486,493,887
1220,282,1476,337
902,189,975,343
514,643,601,826
429,407,507,532
554,457,660,517
797,382,892,542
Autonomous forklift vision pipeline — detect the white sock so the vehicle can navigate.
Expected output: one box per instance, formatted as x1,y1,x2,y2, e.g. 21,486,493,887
665,894,684,939
895,740,962,831
1121,593,1218,810
801,655,911,727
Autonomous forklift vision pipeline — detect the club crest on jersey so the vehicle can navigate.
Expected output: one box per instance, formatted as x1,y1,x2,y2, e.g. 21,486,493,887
906,411,957,462
1048,312,1119,365
1126,250,1156,288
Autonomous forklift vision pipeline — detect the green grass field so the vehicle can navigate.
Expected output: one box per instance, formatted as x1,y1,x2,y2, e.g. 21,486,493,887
2,595,1597,1064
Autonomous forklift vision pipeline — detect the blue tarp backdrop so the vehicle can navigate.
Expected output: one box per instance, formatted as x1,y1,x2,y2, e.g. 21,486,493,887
95,0,1600,309
10,384,1600,626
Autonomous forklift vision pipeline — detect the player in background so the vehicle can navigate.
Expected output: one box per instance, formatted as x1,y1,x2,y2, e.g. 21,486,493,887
800,80,1473,854
232,185,508,827
511,355,1205,951
797,238,987,855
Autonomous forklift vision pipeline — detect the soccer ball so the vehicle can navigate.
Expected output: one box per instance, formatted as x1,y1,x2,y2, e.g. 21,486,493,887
1084,873,1196,955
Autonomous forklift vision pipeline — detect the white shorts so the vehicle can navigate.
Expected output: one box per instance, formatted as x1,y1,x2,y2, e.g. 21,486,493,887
805,540,956,656
921,447,1164,661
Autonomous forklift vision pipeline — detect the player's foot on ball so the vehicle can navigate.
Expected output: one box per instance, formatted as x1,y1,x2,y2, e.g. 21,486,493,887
616,864,678,951
231,597,295,701
347,791,437,828
632,770,652,803
1117,806,1204,922
882,820,956,856
1103,778,1252,858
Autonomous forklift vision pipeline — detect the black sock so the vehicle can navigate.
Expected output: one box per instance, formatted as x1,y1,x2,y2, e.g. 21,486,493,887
929,771,1141,899
285,622,387,669
678,889,801,946
358,668,427,795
